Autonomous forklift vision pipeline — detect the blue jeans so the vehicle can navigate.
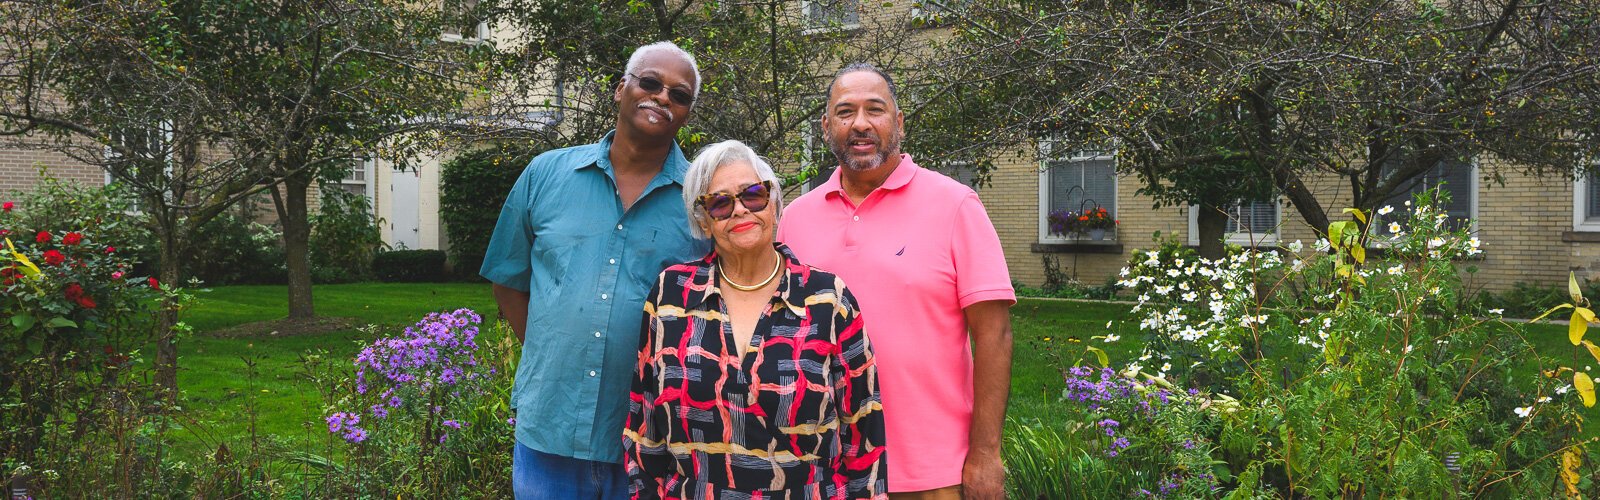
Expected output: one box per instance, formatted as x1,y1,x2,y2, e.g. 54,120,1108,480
512,441,628,500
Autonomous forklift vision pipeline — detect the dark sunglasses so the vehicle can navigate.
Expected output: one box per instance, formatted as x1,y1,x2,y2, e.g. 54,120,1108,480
697,181,773,221
628,73,695,107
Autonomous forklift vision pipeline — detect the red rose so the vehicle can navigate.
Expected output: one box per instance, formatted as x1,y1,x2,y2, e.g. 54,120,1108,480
105,246,116,254
148,277,161,290
2,201,12,212
36,231,51,244
42,250,65,266
62,232,83,245
63,283,95,308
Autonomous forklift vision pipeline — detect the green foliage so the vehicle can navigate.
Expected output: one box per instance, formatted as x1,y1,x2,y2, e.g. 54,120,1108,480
1102,191,1591,496
310,187,385,284
182,211,286,285
372,249,447,283
439,147,531,278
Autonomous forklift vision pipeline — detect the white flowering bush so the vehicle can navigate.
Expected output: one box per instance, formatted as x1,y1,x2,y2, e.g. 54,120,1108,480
1098,189,1595,496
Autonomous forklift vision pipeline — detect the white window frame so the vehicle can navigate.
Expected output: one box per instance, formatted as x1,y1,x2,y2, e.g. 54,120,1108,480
1187,199,1281,247
1037,142,1117,244
440,0,489,45
801,0,861,34
1574,164,1600,232
103,121,174,214
338,157,378,204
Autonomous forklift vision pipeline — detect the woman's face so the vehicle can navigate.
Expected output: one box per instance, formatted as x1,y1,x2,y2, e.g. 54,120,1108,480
698,161,776,256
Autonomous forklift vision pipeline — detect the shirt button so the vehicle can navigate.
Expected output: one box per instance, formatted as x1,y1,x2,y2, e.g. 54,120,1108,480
609,258,616,265
594,332,602,338
589,370,597,377
616,224,624,230
600,293,608,300
853,216,860,221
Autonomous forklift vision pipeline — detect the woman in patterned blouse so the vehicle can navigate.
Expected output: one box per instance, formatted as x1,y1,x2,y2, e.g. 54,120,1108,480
624,140,888,499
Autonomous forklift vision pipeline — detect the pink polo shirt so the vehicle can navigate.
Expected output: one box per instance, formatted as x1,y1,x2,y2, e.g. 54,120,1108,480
777,155,1015,492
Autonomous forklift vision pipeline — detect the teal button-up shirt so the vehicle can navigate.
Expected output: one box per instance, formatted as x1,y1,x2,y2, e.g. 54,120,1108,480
480,131,709,463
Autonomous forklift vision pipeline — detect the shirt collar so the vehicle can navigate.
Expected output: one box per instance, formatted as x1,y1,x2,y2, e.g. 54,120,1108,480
821,153,919,200
575,130,691,185
686,243,805,311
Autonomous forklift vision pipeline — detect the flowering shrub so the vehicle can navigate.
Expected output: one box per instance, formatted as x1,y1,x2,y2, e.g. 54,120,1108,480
316,309,514,496
1090,189,1592,496
0,178,169,494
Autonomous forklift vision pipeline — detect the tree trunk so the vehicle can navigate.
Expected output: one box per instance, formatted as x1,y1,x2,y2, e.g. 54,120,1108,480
1195,204,1229,261
154,231,181,399
276,169,316,320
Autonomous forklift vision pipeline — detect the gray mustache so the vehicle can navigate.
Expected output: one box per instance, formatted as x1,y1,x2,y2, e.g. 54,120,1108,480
638,102,674,122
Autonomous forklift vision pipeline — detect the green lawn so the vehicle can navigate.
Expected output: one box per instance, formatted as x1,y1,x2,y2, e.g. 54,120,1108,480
171,283,501,457
170,285,1582,460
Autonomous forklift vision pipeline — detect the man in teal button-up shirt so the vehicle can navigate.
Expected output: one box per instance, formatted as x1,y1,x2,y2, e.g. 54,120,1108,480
481,41,710,499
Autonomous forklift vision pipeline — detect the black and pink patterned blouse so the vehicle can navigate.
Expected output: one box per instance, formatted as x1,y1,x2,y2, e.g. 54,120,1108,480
624,243,888,499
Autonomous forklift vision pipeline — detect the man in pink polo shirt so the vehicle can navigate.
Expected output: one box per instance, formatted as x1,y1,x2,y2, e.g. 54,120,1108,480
777,63,1015,499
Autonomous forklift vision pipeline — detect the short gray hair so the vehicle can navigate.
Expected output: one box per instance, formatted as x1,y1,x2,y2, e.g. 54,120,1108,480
825,62,898,108
624,41,701,104
683,140,784,240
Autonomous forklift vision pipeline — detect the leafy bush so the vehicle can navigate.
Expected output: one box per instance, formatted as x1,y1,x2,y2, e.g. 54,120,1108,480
184,209,286,285
311,187,385,283
439,147,531,279
372,249,446,282
1065,189,1596,496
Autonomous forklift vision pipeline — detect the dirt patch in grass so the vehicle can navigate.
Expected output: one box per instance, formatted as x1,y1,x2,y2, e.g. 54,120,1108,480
205,316,367,338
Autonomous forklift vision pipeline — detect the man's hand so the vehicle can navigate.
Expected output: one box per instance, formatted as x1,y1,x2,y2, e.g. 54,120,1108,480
961,450,1006,499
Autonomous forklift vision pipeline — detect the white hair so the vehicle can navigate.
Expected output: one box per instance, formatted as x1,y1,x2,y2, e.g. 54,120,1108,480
624,41,701,105
683,140,784,240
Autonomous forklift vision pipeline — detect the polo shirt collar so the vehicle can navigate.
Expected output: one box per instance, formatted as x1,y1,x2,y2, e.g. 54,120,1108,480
821,153,919,200
576,130,691,185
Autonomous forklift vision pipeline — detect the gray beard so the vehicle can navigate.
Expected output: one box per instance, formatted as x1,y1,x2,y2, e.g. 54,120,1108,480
828,130,902,172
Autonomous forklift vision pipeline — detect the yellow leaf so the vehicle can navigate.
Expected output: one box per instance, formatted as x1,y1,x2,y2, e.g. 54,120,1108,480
1584,341,1600,365
1350,245,1366,265
1342,207,1368,225
4,238,40,279
1577,372,1596,408
1562,449,1582,497
1532,304,1576,323
1572,272,1585,304
1085,346,1109,368
1572,310,1590,345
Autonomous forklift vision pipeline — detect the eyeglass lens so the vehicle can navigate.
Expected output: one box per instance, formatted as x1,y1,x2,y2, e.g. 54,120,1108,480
633,74,694,107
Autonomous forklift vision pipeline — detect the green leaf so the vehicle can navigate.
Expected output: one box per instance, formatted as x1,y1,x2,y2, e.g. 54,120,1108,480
44,317,78,329
12,313,36,332
1350,245,1366,265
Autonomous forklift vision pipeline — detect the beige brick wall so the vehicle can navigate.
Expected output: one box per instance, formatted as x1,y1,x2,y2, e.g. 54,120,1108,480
0,147,105,196
980,151,1588,293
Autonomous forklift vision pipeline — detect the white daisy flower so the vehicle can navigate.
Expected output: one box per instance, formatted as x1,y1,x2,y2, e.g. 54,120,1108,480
1488,308,1504,315
1388,222,1403,234
1377,205,1394,216
1514,406,1533,418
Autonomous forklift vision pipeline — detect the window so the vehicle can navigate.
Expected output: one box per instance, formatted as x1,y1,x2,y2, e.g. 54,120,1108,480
800,118,835,192
1188,199,1280,246
940,160,980,189
802,0,860,31
441,0,489,44
1378,158,1476,233
1574,166,1600,231
337,157,377,202
1038,142,1115,242
104,123,173,213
